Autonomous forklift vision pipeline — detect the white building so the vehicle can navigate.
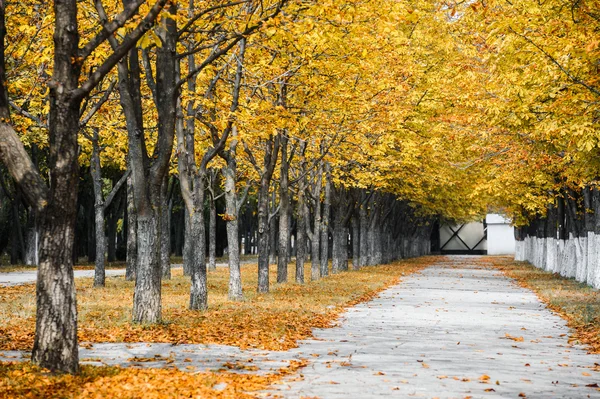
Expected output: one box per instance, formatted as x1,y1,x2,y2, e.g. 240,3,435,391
486,213,515,255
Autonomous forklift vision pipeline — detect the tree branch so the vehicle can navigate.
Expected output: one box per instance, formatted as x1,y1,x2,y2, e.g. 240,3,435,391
80,0,147,61
510,26,600,97
0,123,48,212
9,101,46,128
79,79,117,128
177,0,249,39
72,0,169,100
105,169,131,209
141,49,158,104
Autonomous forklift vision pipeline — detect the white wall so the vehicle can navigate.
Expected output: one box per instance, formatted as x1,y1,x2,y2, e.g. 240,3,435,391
486,214,515,255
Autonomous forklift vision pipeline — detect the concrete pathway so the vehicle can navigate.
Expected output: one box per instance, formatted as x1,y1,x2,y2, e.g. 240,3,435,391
0,269,126,287
266,257,600,398
1,256,600,398
0,258,258,286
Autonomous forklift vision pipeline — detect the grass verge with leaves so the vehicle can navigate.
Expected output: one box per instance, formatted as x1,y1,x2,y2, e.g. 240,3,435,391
0,257,435,398
0,257,436,351
0,358,308,399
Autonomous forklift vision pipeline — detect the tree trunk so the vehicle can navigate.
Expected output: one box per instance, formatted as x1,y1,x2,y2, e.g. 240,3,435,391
106,201,118,263
30,0,83,373
310,163,323,280
188,176,208,310
223,152,243,300
319,162,331,277
24,214,39,266
160,176,171,279
132,4,178,323
208,190,217,271
331,214,344,274
257,178,271,293
277,133,290,283
296,184,306,284
269,190,277,265
132,214,161,322
126,175,137,281
255,135,279,293
90,138,106,287
351,215,360,270
183,207,192,276
208,172,218,271
359,197,368,267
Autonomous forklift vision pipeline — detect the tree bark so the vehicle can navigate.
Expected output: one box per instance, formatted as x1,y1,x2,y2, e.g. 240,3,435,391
30,0,83,373
359,194,369,267
309,162,323,280
277,132,290,283
295,174,307,283
125,175,137,280
90,137,106,287
208,170,218,271
131,2,177,323
254,134,280,293
160,175,171,279
269,190,277,265
223,159,243,299
351,214,360,270
188,180,207,310
319,162,331,277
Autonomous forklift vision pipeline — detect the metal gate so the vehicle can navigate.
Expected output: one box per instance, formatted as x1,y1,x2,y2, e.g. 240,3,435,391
439,221,487,255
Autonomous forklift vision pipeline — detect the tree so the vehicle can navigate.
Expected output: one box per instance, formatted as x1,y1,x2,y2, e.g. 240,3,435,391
0,0,168,373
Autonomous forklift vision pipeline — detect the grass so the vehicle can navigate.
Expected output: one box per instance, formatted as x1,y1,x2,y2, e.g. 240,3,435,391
486,256,600,353
0,256,436,352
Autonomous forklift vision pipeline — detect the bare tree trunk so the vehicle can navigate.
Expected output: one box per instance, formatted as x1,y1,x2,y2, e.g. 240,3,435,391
160,176,171,279
269,190,277,265
126,175,137,281
277,132,290,283
30,0,82,373
133,214,161,321
208,169,218,271
359,196,368,267
188,177,207,310
223,160,243,299
132,4,177,323
351,215,360,270
252,135,280,293
295,185,306,284
320,162,331,277
90,138,106,287
208,190,217,271
310,163,322,280
24,215,39,266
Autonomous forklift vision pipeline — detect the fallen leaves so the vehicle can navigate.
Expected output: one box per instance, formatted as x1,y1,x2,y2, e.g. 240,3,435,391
0,359,307,399
0,259,431,352
504,333,524,342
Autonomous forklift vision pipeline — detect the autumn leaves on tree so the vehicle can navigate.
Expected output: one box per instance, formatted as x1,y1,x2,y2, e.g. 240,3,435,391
0,0,598,374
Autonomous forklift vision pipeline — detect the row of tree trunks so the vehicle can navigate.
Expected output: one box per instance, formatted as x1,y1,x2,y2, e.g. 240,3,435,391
515,188,600,289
